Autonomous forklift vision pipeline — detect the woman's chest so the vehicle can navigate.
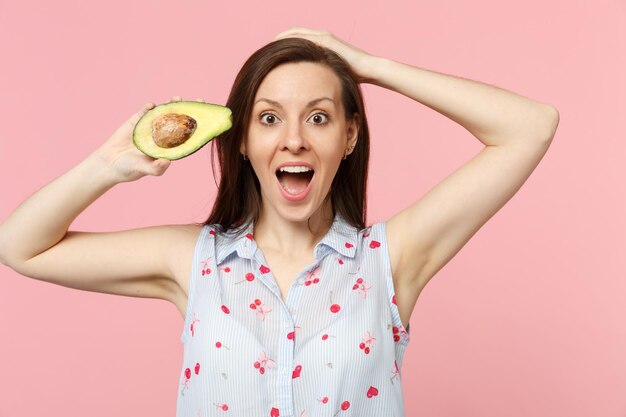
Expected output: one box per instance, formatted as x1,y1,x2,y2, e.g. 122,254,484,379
260,251,318,303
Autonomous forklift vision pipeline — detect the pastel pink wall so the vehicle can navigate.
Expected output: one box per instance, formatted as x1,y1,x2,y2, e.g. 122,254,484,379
1,1,624,416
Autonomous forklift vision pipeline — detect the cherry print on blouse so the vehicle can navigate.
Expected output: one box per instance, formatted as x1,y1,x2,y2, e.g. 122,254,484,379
215,341,230,350
219,265,231,273
363,230,371,238
270,407,280,417
336,257,344,265
318,396,329,404
345,242,353,248
392,294,397,305
359,331,377,355
292,364,302,379
259,264,271,274
303,265,321,286
246,233,254,240
221,305,230,314
321,333,336,341
214,403,229,411
254,351,276,375
181,367,192,396
249,298,272,320
200,256,213,276
390,359,400,384
235,272,255,284
388,323,409,342
194,362,200,375
352,277,373,298
190,312,200,337
369,239,381,249
366,386,379,398
333,401,351,416
287,326,301,341
329,291,341,313
209,229,216,236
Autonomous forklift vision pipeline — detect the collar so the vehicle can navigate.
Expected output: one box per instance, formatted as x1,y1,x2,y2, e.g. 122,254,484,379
214,212,359,266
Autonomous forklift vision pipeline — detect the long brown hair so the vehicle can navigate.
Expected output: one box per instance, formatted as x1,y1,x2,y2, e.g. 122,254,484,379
200,37,370,235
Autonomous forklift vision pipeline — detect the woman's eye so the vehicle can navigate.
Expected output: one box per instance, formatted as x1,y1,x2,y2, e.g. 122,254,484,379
260,113,279,125
309,113,329,125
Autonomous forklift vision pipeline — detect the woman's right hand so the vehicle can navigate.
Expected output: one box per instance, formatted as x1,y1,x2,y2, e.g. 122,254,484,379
93,97,183,183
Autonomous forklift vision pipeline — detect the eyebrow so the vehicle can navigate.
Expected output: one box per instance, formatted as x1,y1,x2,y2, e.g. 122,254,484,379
254,97,335,109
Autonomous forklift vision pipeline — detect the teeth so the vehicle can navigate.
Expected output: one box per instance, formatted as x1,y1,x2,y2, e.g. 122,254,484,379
279,166,312,173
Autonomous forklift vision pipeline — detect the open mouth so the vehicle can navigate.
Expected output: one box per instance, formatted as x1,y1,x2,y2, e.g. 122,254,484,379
276,169,315,195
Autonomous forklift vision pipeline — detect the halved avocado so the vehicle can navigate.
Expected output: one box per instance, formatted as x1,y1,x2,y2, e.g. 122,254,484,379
133,101,232,160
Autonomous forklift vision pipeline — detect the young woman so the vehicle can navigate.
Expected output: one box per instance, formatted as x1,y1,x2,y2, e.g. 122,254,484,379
0,27,559,417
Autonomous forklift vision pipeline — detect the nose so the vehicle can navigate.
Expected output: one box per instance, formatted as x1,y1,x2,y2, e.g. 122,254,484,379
280,122,310,153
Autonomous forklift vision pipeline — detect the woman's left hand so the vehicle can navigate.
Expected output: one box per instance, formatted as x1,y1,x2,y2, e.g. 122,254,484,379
273,27,377,83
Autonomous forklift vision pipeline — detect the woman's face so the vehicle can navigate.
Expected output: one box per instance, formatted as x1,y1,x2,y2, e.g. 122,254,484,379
242,61,358,223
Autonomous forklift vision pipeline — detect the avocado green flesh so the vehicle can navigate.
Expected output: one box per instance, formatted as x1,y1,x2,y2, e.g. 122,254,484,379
133,101,232,160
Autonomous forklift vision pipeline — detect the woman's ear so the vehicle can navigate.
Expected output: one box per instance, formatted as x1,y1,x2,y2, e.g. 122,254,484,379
346,114,360,152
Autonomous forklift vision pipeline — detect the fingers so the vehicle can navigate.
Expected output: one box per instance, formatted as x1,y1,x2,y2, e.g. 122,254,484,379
138,156,171,176
274,27,326,41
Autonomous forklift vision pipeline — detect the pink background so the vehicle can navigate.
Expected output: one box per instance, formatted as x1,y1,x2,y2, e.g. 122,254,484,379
1,0,624,416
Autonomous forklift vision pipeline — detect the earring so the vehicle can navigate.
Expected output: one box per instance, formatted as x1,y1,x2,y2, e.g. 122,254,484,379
343,145,355,160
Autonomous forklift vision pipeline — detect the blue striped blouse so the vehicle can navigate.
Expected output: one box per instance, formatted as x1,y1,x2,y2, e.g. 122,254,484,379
177,212,411,417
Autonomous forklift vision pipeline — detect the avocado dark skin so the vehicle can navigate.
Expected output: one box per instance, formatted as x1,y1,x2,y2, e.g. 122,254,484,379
133,101,232,160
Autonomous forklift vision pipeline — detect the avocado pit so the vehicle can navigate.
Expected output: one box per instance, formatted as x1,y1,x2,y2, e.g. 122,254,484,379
151,113,197,148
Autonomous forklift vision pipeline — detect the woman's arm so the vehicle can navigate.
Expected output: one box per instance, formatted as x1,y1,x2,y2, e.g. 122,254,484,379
0,101,185,304
363,56,559,145
273,28,560,327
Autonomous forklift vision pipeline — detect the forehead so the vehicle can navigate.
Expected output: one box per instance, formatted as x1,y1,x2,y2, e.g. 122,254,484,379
254,62,342,106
